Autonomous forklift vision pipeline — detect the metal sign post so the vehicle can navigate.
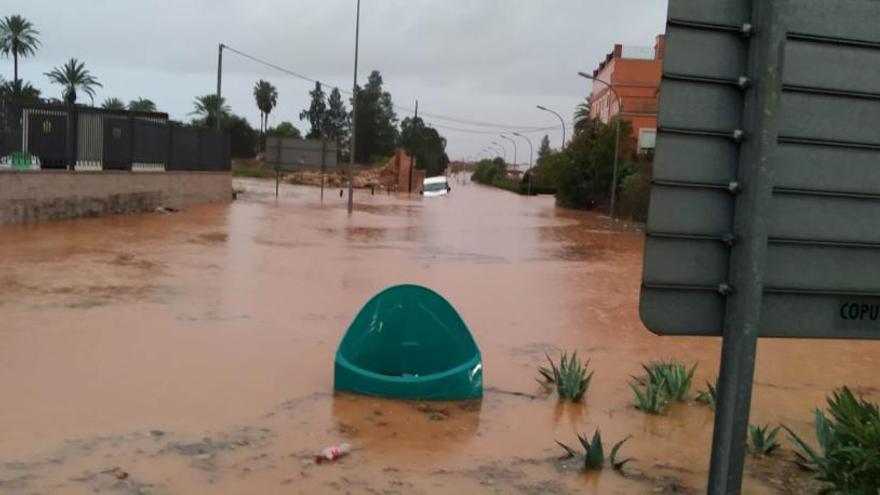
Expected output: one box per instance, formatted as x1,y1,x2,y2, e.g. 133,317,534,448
640,0,880,493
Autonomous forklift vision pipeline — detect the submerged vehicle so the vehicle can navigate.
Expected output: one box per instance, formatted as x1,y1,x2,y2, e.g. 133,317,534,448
421,176,451,197
334,284,483,400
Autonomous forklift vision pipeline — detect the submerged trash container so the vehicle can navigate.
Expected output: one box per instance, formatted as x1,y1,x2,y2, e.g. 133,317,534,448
334,284,483,400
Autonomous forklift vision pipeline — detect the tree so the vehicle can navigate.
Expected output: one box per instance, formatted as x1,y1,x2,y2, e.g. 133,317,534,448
101,97,125,110
573,98,592,135
353,70,397,163
45,58,102,105
299,81,327,139
223,114,257,158
252,80,278,150
552,117,632,210
0,15,39,86
399,116,449,176
323,87,350,155
128,97,157,112
266,121,301,138
537,134,552,165
0,79,40,101
190,94,230,129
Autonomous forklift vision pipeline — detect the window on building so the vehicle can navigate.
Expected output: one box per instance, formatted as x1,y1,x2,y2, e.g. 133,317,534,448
638,128,657,153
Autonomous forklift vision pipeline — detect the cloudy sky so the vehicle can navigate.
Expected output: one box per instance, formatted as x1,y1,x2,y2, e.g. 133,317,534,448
6,0,667,162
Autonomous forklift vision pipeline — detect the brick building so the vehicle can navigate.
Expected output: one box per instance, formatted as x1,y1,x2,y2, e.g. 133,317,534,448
589,35,664,154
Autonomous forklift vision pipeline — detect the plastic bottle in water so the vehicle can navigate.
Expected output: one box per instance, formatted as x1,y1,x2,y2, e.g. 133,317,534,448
315,443,351,464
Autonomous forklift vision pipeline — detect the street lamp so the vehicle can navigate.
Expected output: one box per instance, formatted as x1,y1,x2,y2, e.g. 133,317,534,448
512,132,534,195
491,141,507,161
536,105,566,148
578,71,623,218
500,134,518,171
347,0,362,214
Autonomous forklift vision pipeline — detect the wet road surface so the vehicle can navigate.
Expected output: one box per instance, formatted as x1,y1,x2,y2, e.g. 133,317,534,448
1,176,877,493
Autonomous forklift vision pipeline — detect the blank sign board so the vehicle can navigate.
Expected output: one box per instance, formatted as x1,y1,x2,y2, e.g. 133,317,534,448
640,0,880,339
264,137,338,172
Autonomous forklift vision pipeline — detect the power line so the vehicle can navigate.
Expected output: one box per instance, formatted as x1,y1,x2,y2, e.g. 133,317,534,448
221,44,569,132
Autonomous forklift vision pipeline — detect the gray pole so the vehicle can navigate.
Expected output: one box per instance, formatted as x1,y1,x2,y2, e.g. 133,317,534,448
577,72,623,218
513,132,533,195
216,44,223,132
347,0,361,214
707,1,781,493
536,105,566,148
500,135,517,171
610,114,621,217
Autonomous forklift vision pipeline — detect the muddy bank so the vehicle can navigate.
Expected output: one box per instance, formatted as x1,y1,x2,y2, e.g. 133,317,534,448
0,177,872,493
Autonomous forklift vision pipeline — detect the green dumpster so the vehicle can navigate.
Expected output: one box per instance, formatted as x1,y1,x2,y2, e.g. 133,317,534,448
334,284,483,400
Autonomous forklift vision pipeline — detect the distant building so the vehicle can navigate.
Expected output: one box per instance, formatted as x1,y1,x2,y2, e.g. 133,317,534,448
589,35,664,154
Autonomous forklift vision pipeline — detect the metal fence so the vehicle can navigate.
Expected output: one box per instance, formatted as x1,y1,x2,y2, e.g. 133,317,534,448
0,99,230,172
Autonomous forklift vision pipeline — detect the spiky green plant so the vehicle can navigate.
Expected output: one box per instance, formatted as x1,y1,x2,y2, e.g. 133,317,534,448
556,429,632,471
638,361,697,401
749,424,781,455
782,387,880,493
536,351,593,402
630,376,669,414
696,380,717,409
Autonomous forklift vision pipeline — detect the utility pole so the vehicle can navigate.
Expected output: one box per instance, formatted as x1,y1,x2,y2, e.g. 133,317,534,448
216,44,223,132
347,0,361,214
409,100,418,193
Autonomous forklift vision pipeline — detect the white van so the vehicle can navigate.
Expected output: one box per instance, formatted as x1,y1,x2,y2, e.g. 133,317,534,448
421,176,451,197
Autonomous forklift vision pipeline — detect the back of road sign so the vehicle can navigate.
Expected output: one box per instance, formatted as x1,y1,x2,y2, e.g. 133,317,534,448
640,0,880,339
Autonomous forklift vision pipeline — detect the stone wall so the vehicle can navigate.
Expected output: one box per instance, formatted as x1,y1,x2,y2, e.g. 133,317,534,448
0,171,232,224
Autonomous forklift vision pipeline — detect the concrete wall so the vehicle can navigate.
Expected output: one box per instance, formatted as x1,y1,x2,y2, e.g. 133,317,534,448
0,171,232,224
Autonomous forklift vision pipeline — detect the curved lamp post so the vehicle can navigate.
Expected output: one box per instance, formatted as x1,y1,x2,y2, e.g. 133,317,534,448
491,141,507,162
512,132,534,195
536,105,566,149
500,134,518,170
578,71,623,218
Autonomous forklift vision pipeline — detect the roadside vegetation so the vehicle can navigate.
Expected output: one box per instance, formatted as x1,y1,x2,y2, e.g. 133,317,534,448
556,429,632,471
749,424,782,455
782,387,880,493
536,351,593,402
518,98,653,221
629,360,696,414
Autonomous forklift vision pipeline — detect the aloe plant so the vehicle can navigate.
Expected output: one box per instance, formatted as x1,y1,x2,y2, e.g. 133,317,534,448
536,351,593,402
696,380,717,409
748,424,781,455
638,361,696,401
630,376,669,414
556,429,632,471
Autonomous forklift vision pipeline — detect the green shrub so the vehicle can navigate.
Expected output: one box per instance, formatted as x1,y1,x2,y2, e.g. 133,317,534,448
537,351,593,402
556,429,632,471
783,387,880,493
749,424,781,455
232,163,276,179
618,169,651,222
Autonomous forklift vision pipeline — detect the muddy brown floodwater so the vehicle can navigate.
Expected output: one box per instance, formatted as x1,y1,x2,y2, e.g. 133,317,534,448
1,176,878,494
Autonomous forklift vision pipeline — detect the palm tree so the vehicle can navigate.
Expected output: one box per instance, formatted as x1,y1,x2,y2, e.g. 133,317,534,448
45,58,102,105
190,94,230,128
573,98,592,135
101,97,125,110
128,97,157,112
253,80,278,150
0,15,40,86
